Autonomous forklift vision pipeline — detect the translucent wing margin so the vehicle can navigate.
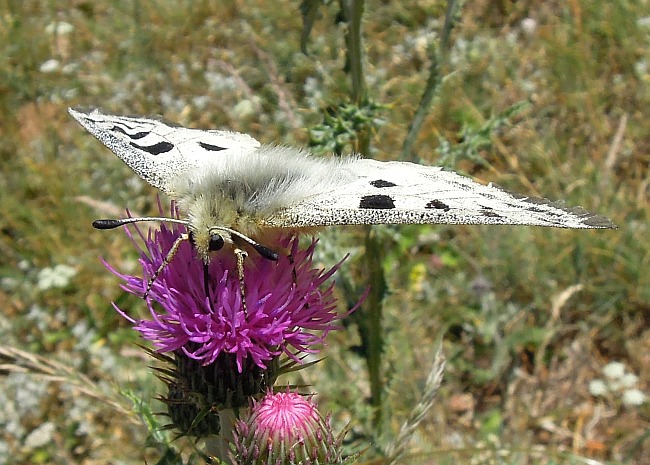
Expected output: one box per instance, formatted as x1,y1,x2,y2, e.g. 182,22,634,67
265,159,616,229
68,107,260,194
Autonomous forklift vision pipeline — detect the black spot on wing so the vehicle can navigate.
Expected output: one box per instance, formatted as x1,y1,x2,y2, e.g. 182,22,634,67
425,199,450,211
105,120,139,130
359,194,395,209
527,205,562,217
480,209,503,218
370,179,397,188
130,141,174,155
199,141,227,152
111,125,149,139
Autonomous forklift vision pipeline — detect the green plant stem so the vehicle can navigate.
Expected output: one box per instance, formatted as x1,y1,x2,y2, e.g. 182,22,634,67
363,227,387,426
344,0,366,104
342,0,385,429
400,0,459,161
342,0,370,155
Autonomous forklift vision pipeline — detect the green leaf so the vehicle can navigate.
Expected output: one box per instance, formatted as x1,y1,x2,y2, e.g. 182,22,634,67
436,100,531,169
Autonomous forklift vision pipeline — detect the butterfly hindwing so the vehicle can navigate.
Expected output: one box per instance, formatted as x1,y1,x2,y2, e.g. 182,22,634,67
266,159,615,229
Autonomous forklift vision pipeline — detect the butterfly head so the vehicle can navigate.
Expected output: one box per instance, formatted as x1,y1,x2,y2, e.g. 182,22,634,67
93,217,278,268
189,227,229,263
191,225,279,263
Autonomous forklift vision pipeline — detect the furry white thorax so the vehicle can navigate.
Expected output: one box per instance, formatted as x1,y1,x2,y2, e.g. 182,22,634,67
168,145,357,260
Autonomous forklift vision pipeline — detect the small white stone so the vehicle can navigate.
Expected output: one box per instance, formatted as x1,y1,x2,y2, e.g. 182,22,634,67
37,264,76,290
231,99,257,119
588,379,608,397
39,59,60,73
618,372,639,389
24,422,55,449
520,18,538,36
622,389,647,407
61,62,79,75
602,361,626,380
634,59,647,78
45,21,74,35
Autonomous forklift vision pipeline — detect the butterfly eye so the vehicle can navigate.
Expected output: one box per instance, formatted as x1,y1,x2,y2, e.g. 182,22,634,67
208,234,225,252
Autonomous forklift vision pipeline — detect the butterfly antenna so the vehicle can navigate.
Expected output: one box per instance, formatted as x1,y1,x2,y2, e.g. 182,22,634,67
92,216,192,299
93,217,190,229
208,226,279,261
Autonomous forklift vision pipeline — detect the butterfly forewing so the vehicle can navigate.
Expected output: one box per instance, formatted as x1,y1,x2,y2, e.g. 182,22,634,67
68,108,261,194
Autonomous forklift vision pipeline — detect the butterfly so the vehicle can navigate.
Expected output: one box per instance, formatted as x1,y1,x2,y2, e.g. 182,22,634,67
69,107,615,267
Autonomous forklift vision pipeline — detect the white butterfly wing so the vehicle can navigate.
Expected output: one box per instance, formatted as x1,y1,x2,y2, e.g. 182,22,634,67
267,159,616,229
68,108,261,194
70,108,614,231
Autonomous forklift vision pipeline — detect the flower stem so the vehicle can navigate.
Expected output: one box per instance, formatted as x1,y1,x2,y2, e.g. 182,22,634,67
342,0,370,156
363,227,387,427
343,0,366,105
341,0,387,429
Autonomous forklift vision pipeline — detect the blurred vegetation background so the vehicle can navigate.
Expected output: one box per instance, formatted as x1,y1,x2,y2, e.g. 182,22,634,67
0,1,648,464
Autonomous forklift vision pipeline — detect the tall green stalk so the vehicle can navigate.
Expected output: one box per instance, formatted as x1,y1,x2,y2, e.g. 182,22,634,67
342,0,386,429
342,0,370,156
344,0,365,104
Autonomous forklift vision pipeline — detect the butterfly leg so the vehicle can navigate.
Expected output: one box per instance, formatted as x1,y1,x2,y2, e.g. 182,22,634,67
203,262,215,313
144,232,189,298
234,248,249,314
287,252,309,311
288,253,298,283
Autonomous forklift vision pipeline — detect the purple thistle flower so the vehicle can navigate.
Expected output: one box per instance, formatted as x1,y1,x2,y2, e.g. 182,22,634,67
104,206,355,373
231,390,358,465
